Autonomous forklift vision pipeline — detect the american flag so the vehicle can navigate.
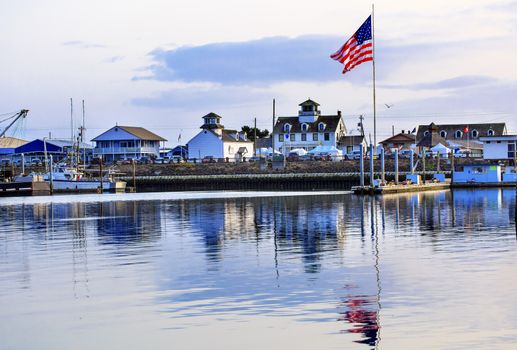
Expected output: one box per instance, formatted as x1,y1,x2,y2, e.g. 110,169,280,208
330,16,373,74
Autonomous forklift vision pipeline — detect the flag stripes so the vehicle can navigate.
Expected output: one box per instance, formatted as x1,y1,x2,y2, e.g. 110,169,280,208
330,15,373,74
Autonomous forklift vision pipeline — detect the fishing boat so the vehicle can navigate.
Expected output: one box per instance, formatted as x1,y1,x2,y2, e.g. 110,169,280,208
43,166,126,192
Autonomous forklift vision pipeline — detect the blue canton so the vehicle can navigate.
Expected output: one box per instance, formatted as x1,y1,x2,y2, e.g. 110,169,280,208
354,16,372,45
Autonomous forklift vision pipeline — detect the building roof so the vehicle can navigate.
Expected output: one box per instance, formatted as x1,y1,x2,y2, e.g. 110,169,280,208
479,135,517,141
274,115,342,133
416,122,506,141
45,139,93,149
417,132,448,148
92,126,167,141
14,138,93,154
203,112,222,119
213,130,252,143
338,135,365,146
256,137,272,149
298,99,320,107
380,132,416,145
0,136,28,148
118,126,167,141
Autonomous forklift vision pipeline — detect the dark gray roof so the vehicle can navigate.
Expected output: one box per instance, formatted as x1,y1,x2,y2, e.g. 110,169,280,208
338,135,365,146
416,123,506,141
218,130,251,143
417,132,448,148
299,99,320,107
203,112,222,119
274,115,342,133
380,132,416,145
256,137,272,149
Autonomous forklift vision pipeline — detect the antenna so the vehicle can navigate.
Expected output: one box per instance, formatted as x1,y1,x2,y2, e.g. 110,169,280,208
70,98,74,144
82,100,85,143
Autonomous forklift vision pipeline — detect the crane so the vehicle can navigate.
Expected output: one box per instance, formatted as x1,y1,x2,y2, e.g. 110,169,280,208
0,109,29,138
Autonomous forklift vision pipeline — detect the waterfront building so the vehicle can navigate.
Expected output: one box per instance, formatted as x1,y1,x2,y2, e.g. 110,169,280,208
187,113,253,160
416,122,507,157
379,131,416,154
273,99,347,154
337,134,366,155
92,125,166,162
169,145,188,159
0,136,27,161
479,135,517,161
14,138,93,163
453,164,501,183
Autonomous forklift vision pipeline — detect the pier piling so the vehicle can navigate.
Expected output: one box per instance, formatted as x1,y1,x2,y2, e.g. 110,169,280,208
394,149,399,185
360,146,364,187
410,150,414,174
381,147,385,183
369,144,374,187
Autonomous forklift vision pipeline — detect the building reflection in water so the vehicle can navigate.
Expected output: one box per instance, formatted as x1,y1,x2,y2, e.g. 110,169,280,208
168,195,348,272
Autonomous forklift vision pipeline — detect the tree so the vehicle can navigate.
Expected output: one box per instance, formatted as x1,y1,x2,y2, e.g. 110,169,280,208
241,126,270,141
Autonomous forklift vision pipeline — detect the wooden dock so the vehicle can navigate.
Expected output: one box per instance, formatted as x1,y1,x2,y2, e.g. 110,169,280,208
353,182,451,195
0,181,51,196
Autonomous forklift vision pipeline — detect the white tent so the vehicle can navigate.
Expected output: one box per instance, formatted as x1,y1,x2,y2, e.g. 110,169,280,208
288,148,307,156
431,143,451,155
308,145,343,156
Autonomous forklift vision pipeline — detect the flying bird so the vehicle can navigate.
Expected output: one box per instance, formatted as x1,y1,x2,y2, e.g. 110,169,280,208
384,103,394,109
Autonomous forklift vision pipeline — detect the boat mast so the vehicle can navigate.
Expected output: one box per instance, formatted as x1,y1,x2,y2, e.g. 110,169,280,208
70,98,74,165
82,100,86,167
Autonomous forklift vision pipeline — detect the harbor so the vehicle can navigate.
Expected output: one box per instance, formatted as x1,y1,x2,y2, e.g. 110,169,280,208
1,189,515,349
2,2,517,349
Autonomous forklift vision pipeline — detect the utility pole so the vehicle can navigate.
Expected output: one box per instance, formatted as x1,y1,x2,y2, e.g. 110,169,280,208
70,98,74,145
359,115,365,137
272,99,276,153
254,117,257,157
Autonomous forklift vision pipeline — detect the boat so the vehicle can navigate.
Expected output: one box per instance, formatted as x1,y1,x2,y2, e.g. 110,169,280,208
43,166,126,192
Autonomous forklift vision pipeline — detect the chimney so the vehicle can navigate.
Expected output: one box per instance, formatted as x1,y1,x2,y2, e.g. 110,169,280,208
337,110,342,117
401,130,405,134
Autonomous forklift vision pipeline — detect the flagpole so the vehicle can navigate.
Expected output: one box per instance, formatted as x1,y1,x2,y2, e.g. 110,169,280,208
372,3,377,148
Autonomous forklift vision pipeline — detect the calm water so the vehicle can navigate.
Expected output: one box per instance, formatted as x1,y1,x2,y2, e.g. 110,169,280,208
0,189,516,350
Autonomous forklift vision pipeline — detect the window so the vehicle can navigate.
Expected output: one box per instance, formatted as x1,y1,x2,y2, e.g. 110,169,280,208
440,130,447,138
324,133,330,141
508,142,516,159
455,130,463,138
301,123,308,132
278,134,283,142
424,131,429,136
318,123,325,131
301,133,307,141
471,130,478,138
284,124,291,133
312,133,318,141
487,129,495,136
302,105,313,112
290,133,296,141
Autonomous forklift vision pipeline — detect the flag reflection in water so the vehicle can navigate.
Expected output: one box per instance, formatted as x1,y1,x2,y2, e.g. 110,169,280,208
338,294,379,347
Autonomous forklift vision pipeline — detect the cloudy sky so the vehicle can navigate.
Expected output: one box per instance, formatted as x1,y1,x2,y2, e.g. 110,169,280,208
1,0,516,145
